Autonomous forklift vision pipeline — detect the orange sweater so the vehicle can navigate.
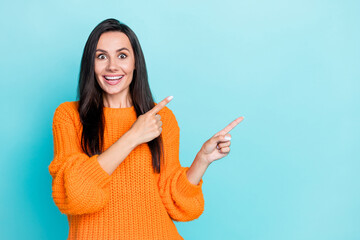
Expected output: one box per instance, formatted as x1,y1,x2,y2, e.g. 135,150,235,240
49,101,205,240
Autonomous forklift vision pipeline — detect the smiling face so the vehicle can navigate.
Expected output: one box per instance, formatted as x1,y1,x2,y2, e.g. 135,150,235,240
94,31,136,106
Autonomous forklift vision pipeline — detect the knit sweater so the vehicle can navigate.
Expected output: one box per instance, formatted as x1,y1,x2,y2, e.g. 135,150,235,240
48,101,205,240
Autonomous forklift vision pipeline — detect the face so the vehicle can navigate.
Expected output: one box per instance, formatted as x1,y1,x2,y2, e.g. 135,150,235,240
94,31,136,99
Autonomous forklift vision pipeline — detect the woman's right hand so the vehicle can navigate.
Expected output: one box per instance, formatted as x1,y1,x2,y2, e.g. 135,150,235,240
128,96,173,146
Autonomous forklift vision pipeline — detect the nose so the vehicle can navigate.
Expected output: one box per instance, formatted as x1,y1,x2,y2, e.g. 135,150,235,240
106,58,119,71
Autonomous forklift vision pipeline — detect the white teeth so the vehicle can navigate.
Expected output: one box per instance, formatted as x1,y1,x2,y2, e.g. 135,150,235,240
104,76,123,80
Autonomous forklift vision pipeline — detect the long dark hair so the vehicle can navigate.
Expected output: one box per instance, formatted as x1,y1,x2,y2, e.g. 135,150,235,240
76,18,163,173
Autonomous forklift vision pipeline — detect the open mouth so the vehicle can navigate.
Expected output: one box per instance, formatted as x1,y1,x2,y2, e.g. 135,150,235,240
103,75,124,85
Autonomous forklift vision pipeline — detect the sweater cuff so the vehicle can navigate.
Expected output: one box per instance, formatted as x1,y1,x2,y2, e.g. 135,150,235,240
175,167,203,198
77,154,111,188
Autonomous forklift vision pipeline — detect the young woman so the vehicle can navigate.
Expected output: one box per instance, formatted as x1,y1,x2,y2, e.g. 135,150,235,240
49,18,243,240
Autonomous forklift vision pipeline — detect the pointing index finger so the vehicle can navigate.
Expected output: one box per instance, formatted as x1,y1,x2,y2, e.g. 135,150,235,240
148,96,173,115
215,116,244,136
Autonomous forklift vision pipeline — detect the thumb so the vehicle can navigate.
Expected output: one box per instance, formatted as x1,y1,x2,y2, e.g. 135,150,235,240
209,134,231,146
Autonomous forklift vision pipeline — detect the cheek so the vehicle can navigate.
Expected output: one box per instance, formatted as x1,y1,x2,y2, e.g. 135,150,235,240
121,60,135,73
94,61,105,75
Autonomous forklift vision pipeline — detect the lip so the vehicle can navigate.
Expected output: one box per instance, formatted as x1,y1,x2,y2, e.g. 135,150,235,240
103,74,124,77
103,75,124,85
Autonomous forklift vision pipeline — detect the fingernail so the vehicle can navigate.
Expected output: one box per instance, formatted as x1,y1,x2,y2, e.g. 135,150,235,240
225,136,231,140
167,96,173,101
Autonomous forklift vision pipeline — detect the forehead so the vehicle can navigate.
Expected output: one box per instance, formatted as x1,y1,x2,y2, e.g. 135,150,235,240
96,31,132,51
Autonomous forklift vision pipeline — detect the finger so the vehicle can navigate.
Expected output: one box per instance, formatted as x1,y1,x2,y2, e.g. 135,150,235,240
218,141,231,148
157,120,163,127
155,114,161,121
210,134,231,148
219,147,230,153
215,116,244,136
148,96,173,115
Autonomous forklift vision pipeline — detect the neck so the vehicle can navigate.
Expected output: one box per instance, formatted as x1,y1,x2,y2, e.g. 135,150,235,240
103,91,133,108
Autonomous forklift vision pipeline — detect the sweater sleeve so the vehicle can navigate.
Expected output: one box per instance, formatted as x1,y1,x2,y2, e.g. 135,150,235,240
157,107,205,221
48,102,112,215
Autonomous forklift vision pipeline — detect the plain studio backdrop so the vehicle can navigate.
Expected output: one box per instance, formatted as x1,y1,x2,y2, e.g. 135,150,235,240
0,0,359,239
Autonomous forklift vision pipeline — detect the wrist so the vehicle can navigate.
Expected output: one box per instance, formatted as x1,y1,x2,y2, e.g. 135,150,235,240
123,130,139,149
195,150,211,167
187,152,210,185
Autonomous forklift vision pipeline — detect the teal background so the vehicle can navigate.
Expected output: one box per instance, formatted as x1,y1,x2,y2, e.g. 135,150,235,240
1,0,359,239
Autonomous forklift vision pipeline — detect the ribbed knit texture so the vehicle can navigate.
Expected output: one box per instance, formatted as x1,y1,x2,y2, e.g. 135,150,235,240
49,101,205,240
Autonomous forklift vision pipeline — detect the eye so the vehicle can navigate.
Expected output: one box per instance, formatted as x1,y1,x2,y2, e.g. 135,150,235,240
119,53,127,59
97,54,107,60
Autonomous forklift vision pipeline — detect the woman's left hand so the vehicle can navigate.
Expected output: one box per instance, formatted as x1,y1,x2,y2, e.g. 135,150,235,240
198,117,244,165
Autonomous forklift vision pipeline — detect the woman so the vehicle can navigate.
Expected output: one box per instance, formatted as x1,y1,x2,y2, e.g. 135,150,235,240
49,18,243,240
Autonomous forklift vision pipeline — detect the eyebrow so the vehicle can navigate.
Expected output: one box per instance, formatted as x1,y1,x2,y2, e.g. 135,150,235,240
96,48,130,53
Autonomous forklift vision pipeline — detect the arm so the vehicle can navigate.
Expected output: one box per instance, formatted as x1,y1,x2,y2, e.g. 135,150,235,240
97,131,138,175
186,153,210,185
157,108,205,222
49,103,114,215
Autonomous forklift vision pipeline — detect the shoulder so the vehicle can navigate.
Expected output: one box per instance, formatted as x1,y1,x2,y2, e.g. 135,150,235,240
155,104,180,134
156,104,177,121
53,101,80,125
